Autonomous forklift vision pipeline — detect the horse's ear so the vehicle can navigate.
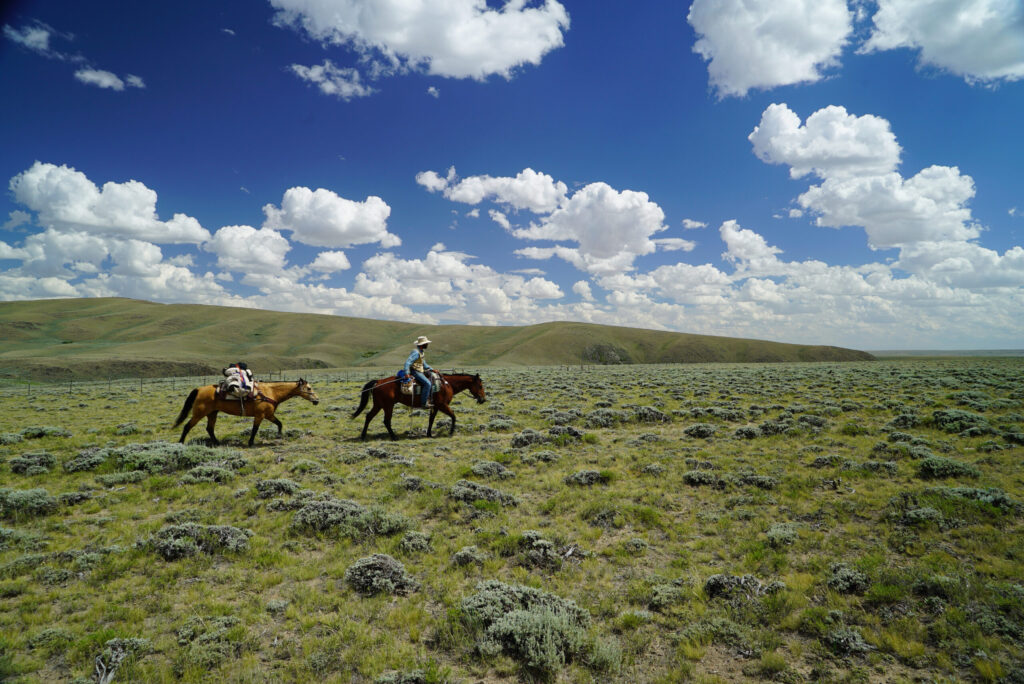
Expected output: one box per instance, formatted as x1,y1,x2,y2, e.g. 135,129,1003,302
298,377,306,385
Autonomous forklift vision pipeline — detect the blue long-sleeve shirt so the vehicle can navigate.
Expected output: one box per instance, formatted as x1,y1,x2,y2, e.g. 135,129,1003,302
404,348,431,374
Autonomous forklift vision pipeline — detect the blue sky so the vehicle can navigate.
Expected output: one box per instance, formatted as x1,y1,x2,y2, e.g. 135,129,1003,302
1,0,1022,350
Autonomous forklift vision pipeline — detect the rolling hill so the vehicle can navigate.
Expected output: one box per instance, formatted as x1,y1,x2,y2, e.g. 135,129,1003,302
0,298,874,380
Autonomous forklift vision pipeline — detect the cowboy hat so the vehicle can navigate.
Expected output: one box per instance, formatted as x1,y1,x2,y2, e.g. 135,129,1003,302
414,335,432,346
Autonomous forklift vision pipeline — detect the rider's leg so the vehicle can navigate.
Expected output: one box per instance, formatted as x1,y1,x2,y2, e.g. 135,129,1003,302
412,370,431,407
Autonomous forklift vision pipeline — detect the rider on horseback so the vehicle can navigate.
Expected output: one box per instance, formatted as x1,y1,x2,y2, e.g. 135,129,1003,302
404,336,434,408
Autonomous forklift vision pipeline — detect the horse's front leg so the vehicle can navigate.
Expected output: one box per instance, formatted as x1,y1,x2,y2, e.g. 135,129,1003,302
438,404,456,436
427,407,437,437
268,409,283,436
205,411,220,445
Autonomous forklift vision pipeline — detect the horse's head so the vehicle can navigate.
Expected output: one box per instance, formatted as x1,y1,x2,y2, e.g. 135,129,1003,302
297,378,320,405
469,373,486,404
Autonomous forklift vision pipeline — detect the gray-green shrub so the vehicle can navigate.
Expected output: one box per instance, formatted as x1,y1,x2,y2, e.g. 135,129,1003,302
142,523,252,560
0,488,57,519
344,554,419,596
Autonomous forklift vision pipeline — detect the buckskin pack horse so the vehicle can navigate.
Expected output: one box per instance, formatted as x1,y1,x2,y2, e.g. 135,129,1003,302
352,372,485,440
173,379,320,446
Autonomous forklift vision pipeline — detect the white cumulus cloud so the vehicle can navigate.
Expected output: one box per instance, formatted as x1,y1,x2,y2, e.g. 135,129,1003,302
749,103,901,179
415,170,450,193
205,225,291,274
572,280,593,301
263,186,400,249
861,0,1024,84
431,167,568,213
271,0,570,81
798,166,981,249
512,182,667,275
750,105,982,250
309,250,352,273
687,0,852,97
9,162,210,244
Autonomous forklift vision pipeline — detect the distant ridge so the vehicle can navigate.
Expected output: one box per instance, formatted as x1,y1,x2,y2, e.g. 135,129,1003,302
0,298,874,380
872,349,1024,357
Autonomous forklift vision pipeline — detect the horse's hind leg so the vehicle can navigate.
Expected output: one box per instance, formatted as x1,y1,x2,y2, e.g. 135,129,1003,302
383,406,396,441
205,412,220,445
361,405,380,440
179,415,202,444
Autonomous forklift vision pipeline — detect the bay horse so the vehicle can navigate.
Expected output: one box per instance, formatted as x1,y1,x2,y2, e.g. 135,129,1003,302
352,372,485,440
173,379,320,446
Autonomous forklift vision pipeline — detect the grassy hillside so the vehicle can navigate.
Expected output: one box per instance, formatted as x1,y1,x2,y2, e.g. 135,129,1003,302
0,298,873,380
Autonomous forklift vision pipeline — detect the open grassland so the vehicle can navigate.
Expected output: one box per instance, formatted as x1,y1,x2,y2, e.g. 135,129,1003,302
0,298,872,381
0,358,1022,683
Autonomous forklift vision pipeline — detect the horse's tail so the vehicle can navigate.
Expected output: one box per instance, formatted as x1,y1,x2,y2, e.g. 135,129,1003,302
173,389,199,428
352,379,376,419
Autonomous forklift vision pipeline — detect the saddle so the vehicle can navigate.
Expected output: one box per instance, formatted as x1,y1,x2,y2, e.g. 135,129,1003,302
396,369,440,404
216,386,253,402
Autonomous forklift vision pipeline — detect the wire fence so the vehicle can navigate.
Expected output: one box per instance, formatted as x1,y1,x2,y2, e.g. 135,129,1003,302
0,366,523,399
0,368,399,399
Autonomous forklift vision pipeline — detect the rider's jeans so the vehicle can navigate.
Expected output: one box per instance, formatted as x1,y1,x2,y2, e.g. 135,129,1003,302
411,370,431,406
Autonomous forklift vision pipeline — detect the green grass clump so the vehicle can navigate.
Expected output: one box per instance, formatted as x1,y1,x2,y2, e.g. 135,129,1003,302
174,617,244,675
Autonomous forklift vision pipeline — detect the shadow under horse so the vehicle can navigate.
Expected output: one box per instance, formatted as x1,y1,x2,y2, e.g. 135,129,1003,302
352,372,486,440
173,379,320,446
